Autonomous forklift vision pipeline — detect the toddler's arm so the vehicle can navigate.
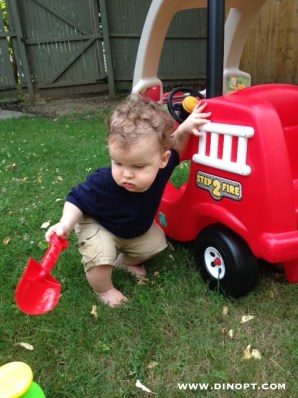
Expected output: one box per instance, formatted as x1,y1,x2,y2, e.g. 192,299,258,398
172,101,211,156
45,201,83,241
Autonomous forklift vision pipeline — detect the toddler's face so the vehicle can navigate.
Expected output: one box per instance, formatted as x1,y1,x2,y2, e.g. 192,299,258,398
109,136,170,192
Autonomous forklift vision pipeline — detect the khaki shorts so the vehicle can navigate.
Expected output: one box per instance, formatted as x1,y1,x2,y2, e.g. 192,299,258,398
74,215,168,271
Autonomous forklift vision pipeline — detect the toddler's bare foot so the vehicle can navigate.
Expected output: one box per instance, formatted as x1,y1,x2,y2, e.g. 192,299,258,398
116,261,146,278
95,288,127,308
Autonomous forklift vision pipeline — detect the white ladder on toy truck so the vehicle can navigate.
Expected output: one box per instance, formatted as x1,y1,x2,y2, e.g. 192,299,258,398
193,123,254,176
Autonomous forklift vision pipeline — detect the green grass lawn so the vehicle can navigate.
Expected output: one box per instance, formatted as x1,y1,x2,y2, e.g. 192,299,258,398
0,112,297,397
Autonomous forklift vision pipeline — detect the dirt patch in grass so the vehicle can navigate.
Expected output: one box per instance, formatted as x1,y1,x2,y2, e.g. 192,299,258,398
1,93,122,118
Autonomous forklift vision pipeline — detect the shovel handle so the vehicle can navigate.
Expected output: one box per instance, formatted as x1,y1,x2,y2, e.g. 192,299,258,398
39,233,68,276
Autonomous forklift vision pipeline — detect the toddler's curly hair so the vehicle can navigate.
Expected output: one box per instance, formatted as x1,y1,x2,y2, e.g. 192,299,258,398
107,95,175,152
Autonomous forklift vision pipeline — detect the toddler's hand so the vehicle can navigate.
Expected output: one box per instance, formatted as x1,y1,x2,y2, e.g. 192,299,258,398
45,223,70,242
181,101,211,136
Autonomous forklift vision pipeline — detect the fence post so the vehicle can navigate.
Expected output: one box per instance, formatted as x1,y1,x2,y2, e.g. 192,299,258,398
99,0,115,98
6,0,35,103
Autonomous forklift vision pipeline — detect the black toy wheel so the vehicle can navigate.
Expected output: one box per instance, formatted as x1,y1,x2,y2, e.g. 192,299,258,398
166,86,205,124
194,225,259,297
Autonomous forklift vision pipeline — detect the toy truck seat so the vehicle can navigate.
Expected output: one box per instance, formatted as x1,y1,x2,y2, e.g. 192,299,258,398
158,84,298,285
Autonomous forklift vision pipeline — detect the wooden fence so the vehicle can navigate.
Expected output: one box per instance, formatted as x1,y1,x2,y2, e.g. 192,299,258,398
0,0,297,102
240,0,298,85
0,0,207,101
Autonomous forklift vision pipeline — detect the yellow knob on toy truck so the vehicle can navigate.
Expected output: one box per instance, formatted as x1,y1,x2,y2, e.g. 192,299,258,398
0,362,45,398
178,95,199,121
182,96,199,114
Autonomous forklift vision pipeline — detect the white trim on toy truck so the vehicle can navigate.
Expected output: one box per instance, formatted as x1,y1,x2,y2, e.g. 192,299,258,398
193,123,254,175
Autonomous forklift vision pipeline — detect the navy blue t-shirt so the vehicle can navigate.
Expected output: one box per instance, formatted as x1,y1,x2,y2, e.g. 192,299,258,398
66,149,180,238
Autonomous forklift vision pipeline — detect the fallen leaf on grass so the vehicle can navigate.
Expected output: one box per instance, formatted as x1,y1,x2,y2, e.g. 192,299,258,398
6,163,16,170
40,221,51,229
220,328,234,338
242,345,251,360
240,315,255,323
17,342,34,351
222,305,229,315
269,291,275,299
251,349,262,359
3,236,11,246
242,344,261,360
18,176,28,182
137,277,150,286
147,361,158,369
90,305,98,318
228,329,234,338
135,380,155,394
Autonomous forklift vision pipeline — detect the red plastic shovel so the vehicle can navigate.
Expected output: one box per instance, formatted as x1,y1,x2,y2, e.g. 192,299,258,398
15,234,68,315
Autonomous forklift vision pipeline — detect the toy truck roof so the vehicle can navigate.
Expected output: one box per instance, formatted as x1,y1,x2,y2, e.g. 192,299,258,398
132,0,267,98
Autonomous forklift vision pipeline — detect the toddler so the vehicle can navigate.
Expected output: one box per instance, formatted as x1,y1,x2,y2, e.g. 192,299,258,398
46,95,211,307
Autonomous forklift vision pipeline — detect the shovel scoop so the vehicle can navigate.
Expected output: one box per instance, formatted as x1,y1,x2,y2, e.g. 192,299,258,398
15,233,68,315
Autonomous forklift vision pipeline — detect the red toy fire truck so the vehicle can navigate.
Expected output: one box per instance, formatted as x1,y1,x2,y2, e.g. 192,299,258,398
132,0,298,296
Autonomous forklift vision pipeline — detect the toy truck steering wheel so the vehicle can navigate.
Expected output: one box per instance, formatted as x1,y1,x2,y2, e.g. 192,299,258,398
166,86,205,124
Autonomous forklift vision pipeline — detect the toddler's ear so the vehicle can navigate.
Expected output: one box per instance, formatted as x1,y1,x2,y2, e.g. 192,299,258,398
160,150,171,168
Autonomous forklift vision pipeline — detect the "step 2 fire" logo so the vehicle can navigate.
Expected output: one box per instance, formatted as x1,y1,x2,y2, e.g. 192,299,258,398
196,171,242,201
